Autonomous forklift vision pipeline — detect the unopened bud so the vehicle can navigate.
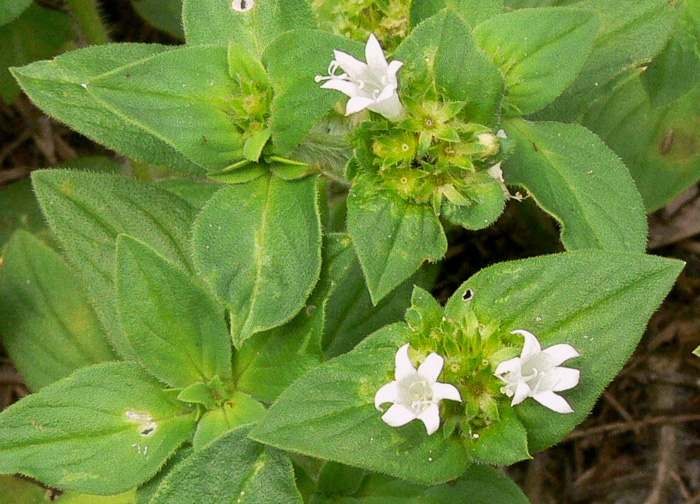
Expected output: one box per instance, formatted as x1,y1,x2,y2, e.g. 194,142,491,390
478,133,499,157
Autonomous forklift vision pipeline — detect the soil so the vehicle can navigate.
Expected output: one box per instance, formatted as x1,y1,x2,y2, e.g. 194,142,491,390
1,2,699,503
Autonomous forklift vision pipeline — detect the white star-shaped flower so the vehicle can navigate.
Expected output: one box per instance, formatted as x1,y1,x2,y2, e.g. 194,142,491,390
315,34,404,121
494,329,580,414
375,344,462,435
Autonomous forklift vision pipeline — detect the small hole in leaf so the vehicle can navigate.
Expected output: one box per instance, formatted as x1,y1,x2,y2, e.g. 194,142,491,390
125,410,158,437
462,289,474,301
232,0,255,12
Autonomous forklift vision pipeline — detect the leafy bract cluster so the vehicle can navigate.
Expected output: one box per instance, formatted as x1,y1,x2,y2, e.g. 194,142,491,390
0,0,694,502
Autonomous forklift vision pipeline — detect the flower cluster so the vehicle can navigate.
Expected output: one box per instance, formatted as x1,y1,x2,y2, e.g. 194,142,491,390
316,34,507,216
375,330,581,436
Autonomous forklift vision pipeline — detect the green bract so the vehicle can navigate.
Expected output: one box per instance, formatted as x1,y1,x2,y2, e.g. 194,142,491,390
0,0,692,501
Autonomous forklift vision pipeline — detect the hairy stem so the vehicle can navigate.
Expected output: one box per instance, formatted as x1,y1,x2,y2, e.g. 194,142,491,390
65,0,109,45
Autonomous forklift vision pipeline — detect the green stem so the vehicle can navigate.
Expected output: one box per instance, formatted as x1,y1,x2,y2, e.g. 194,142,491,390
65,0,109,45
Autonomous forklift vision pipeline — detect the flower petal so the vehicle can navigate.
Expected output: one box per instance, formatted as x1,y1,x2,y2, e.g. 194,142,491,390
511,381,531,406
374,381,400,410
494,357,521,378
320,79,361,98
416,352,444,383
542,344,580,367
385,60,404,87
394,344,415,381
365,33,388,71
345,96,375,115
416,403,441,435
551,367,580,392
532,391,574,414
512,329,541,361
381,403,416,427
369,93,404,121
333,50,367,80
431,382,462,403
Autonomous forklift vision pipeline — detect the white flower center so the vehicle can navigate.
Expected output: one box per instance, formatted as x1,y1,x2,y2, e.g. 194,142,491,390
399,375,433,414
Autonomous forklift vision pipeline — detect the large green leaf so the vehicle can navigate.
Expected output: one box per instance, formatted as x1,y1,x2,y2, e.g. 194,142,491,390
193,174,322,346
0,4,73,104
182,0,314,54
32,170,197,359
395,10,504,124
116,235,232,388
537,0,676,119
251,324,471,485
473,8,600,115
642,0,700,107
312,466,530,504
347,176,447,305
0,362,196,494
502,119,647,252
582,75,700,212
11,45,241,175
446,251,682,451
131,0,184,38
149,427,302,504
0,231,116,391
409,0,504,29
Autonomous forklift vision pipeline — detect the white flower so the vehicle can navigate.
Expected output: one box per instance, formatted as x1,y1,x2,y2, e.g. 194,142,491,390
494,329,580,414
315,34,404,121
375,344,461,435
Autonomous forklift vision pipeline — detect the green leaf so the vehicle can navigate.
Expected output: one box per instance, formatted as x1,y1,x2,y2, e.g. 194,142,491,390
0,476,47,504
0,231,116,391
131,0,184,38
347,176,447,304
395,10,504,124
251,324,471,486
76,45,242,172
642,0,700,107
193,392,266,449
263,30,363,155
116,235,232,388
58,491,136,504
0,180,47,249
10,44,201,172
193,175,322,346
12,45,241,175
233,234,354,401
0,362,196,494
149,426,302,504
0,4,73,105
409,0,504,29
537,0,676,119
441,172,506,230
467,406,530,465
0,0,31,26
502,119,647,253
448,250,683,451
473,8,600,115
581,75,700,212
183,0,314,55
134,447,192,504
312,465,530,504
32,170,197,359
